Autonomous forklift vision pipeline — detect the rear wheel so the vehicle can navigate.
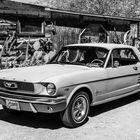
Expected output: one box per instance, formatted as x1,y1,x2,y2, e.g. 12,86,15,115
60,91,90,128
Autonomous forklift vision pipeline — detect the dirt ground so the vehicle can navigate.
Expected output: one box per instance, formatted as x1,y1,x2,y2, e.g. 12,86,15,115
0,94,140,140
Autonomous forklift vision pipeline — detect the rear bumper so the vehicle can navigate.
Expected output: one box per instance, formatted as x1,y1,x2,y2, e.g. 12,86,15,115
0,92,67,113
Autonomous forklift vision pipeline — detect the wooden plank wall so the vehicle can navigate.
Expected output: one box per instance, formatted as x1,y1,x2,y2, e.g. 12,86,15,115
0,0,50,18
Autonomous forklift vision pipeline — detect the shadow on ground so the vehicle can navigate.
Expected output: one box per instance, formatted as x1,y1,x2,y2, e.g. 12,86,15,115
89,94,138,117
0,94,138,129
0,109,63,129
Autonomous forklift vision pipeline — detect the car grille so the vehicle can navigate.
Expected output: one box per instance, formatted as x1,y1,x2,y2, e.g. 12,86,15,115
0,79,34,92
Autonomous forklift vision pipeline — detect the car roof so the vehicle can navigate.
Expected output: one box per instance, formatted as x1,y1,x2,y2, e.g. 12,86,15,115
66,43,134,50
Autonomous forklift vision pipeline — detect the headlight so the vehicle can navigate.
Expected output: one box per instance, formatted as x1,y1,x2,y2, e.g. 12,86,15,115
41,83,56,96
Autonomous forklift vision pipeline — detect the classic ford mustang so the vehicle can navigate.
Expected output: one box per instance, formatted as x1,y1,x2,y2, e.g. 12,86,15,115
0,43,140,128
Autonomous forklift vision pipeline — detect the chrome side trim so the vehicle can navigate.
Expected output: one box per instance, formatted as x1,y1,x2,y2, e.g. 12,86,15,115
29,103,37,113
92,88,140,106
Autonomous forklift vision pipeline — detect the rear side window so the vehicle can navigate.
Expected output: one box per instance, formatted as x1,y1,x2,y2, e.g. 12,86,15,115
107,48,139,67
113,49,136,59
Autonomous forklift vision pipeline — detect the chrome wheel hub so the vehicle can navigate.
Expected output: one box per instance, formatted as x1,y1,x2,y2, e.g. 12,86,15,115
72,96,88,123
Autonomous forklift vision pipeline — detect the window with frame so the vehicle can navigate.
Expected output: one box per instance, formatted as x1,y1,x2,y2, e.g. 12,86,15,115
107,48,139,67
17,18,45,37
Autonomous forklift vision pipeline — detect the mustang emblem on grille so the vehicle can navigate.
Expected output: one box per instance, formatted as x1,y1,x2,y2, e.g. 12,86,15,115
3,81,18,89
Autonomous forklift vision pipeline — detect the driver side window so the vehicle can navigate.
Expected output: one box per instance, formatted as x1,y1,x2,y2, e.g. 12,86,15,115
107,48,139,68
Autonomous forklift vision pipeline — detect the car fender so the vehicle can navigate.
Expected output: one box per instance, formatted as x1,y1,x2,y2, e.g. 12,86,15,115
66,84,95,106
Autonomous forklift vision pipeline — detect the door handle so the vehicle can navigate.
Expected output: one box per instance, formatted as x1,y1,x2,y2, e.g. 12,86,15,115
133,66,138,70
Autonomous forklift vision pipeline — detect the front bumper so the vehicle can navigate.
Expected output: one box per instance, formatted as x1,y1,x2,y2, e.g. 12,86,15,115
0,91,67,113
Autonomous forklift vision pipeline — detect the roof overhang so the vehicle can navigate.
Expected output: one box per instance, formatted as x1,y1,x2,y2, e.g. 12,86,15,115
47,8,140,31
0,0,140,31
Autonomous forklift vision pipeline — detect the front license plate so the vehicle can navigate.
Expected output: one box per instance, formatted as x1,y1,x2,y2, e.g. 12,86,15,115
6,99,20,111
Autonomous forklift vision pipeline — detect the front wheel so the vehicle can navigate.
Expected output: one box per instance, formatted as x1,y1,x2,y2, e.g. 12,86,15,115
60,91,90,128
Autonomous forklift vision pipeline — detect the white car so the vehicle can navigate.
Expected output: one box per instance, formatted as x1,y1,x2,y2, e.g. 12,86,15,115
0,43,140,128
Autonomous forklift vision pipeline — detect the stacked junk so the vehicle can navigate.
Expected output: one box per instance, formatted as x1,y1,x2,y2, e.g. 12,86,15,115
0,31,56,69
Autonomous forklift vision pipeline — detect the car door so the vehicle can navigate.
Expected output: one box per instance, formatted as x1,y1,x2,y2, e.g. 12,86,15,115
104,48,140,99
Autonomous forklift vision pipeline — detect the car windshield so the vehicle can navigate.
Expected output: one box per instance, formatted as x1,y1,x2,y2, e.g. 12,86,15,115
51,46,109,67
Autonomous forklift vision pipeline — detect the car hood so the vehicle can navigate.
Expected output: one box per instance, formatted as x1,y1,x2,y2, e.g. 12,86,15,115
0,64,89,83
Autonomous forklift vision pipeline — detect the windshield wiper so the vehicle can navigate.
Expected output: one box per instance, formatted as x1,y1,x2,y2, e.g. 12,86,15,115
86,63,103,68
49,61,90,67
48,61,71,65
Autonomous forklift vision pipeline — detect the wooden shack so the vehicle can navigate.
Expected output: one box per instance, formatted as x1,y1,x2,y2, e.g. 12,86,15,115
0,0,140,45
